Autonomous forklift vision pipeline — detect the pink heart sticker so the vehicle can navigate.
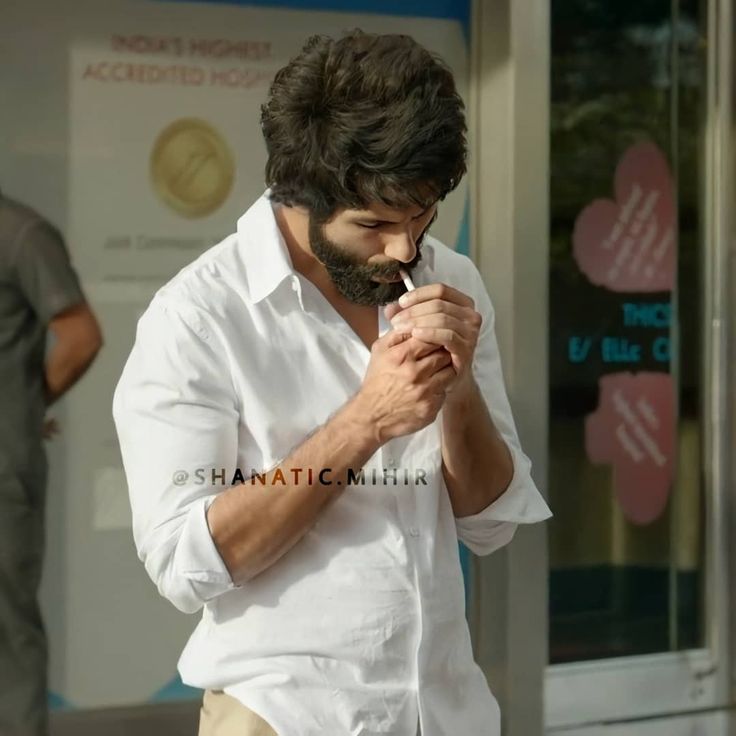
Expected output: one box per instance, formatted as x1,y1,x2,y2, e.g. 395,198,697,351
585,372,674,525
573,142,676,292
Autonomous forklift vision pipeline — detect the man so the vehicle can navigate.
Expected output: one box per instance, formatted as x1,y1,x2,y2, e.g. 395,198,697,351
113,30,551,736
0,190,103,736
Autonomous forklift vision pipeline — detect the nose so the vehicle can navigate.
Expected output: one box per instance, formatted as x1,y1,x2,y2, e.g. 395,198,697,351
383,230,417,265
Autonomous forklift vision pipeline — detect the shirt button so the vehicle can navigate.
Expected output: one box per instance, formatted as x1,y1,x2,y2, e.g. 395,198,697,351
386,456,397,468
409,527,420,537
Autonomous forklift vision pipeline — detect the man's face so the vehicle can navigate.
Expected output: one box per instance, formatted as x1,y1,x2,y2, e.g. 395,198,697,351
308,200,438,306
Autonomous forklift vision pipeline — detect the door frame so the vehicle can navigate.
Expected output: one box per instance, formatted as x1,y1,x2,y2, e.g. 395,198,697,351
467,1,551,735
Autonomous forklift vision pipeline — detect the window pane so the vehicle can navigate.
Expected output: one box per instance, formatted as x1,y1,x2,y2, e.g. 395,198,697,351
548,0,706,664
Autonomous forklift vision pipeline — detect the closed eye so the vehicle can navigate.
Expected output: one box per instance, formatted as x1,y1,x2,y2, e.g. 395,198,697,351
357,212,430,229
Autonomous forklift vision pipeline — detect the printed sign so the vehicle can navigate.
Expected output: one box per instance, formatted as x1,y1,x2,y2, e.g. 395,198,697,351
568,140,677,525
586,373,674,524
573,141,676,292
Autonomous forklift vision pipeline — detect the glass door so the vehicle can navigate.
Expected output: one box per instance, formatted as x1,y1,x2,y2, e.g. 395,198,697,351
545,0,734,730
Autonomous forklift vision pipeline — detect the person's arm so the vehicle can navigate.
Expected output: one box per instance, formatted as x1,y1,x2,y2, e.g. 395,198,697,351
443,268,552,555
208,327,455,585
45,302,103,405
205,395,379,585
440,376,514,517
114,296,452,613
388,263,552,556
12,218,102,405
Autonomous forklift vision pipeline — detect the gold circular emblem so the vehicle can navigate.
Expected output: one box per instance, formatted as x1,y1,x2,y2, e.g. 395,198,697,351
150,118,235,218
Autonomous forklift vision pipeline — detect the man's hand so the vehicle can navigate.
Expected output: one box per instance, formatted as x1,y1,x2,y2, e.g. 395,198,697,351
384,283,482,395
354,327,456,443
42,417,60,440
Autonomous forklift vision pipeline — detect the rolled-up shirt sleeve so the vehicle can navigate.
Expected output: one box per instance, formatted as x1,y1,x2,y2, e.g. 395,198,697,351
453,263,552,556
112,294,240,614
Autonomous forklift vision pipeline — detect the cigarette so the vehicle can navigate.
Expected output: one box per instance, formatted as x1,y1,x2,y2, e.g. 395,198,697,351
399,268,415,292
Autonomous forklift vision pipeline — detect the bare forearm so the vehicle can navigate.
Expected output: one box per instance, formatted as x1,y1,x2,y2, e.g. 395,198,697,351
441,378,514,517
44,341,100,405
206,395,382,585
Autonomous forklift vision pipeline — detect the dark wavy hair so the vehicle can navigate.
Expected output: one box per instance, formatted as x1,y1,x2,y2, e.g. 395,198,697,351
260,30,467,223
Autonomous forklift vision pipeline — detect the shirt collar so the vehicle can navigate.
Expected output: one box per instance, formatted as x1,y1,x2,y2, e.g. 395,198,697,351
238,189,296,304
237,188,437,305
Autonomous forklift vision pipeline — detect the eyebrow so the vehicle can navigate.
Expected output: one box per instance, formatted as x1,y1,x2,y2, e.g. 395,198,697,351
351,205,433,225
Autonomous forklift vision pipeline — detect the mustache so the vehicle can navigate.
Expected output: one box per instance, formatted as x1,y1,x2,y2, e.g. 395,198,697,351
364,249,423,279
322,242,424,281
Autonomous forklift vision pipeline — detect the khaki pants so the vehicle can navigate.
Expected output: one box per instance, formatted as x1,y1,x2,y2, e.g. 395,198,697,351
198,688,423,735
198,689,279,736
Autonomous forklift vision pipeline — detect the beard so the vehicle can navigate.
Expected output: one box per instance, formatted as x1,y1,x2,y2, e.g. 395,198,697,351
307,213,435,306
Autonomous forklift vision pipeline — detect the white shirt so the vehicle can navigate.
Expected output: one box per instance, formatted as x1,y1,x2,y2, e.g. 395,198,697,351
112,191,551,736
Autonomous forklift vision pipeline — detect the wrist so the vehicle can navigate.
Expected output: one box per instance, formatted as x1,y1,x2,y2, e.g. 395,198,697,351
446,373,478,408
341,392,387,452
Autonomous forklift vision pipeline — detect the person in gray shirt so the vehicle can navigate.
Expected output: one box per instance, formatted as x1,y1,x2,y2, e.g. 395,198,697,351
0,189,103,736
